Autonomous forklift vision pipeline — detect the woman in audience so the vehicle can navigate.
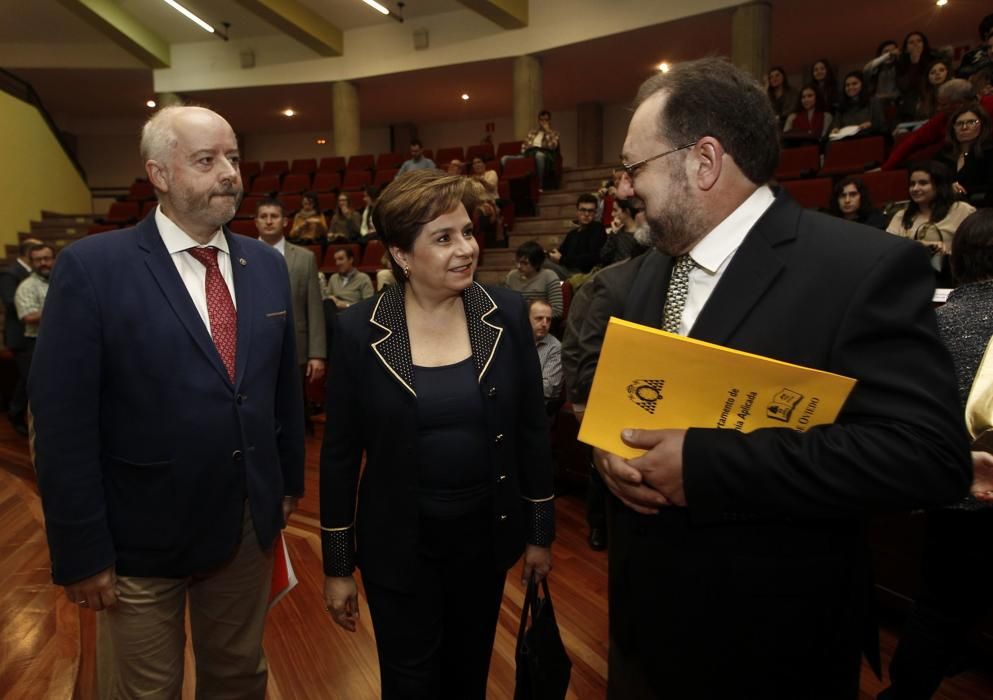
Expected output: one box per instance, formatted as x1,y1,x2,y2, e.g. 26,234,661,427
767,66,797,128
937,104,993,207
288,191,327,244
321,169,554,700
469,155,503,246
827,176,888,229
920,58,953,117
880,209,993,700
505,240,564,319
865,39,901,102
896,31,942,120
601,198,649,265
783,85,833,142
469,156,498,199
328,192,361,243
886,162,977,283
832,71,884,135
809,59,839,114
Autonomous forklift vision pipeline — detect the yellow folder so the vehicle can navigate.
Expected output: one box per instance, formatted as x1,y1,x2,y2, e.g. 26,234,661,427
578,318,857,458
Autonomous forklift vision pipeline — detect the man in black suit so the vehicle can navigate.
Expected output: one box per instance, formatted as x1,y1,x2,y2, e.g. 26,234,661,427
0,237,41,435
587,58,972,699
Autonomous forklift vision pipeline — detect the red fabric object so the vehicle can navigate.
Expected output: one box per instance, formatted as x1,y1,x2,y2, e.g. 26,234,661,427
186,247,237,382
883,94,993,170
790,110,825,136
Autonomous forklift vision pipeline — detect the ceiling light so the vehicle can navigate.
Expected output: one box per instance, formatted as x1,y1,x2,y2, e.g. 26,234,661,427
362,0,390,15
461,93,470,101
146,100,157,108
283,109,296,117
658,62,671,73
936,0,948,6
316,138,327,145
161,0,215,34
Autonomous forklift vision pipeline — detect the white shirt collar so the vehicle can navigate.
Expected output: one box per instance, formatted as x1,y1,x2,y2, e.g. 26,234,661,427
272,236,286,256
155,205,231,256
689,186,775,273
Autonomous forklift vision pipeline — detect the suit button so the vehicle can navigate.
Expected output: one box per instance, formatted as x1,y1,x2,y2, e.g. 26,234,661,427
232,450,243,462
493,433,504,444
497,474,507,483
487,386,498,398
236,394,246,405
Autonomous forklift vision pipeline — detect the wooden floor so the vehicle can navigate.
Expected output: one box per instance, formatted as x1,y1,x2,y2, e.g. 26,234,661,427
1,419,992,699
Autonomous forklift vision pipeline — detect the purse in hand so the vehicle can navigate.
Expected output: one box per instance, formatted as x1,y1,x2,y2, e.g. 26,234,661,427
514,577,572,700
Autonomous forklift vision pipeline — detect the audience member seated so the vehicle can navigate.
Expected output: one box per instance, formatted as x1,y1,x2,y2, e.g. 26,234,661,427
505,241,564,319
544,193,608,280
600,199,649,265
810,58,839,114
886,162,977,284
359,185,379,242
528,299,563,408
375,253,396,290
288,191,328,244
783,85,833,143
974,66,993,99
445,159,464,175
500,110,560,190
832,71,885,136
955,12,993,79
896,31,943,121
879,208,993,700
766,66,797,128
917,58,954,119
328,192,361,243
469,156,498,199
397,139,436,174
864,39,901,107
827,176,888,229
324,247,374,311
936,104,993,207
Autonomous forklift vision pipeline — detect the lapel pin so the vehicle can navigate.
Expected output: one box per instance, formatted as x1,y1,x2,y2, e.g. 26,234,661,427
239,258,247,266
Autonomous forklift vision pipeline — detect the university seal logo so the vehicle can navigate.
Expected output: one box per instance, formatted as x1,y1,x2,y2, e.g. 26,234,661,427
627,379,665,414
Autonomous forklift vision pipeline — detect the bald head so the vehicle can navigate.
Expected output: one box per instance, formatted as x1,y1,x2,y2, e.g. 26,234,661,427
938,79,976,109
141,106,235,164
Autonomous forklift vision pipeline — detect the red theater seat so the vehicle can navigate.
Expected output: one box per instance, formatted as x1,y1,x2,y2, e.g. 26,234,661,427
347,154,375,172
262,160,289,177
279,173,311,195
774,145,820,181
819,137,885,178
780,177,833,210
319,156,346,174
859,169,909,207
250,175,281,195
290,158,317,175
436,146,465,165
376,152,406,170
466,143,495,162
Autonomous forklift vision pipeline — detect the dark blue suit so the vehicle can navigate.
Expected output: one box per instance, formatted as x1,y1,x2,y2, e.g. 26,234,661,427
29,216,305,585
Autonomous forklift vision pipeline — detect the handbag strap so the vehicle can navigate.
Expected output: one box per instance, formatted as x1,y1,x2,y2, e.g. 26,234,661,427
516,577,556,652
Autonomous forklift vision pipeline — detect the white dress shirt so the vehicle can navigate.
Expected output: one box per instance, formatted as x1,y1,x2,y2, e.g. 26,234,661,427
677,185,776,335
272,236,287,257
155,206,238,337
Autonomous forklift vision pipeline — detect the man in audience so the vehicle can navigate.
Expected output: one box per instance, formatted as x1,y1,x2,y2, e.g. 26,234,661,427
255,197,326,432
501,110,561,189
956,14,993,79
882,79,993,169
12,242,54,428
545,193,608,279
529,298,562,404
28,105,304,699
397,139,436,174
0,237,42,435
359,185,379,241
325,247,373,311
589,57,970,699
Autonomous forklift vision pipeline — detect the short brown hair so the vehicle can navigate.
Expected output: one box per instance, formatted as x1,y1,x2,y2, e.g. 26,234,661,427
634,57,780,185
372,169,480,283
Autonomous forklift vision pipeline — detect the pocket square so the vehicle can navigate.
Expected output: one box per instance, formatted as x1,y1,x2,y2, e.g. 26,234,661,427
266,310,288,318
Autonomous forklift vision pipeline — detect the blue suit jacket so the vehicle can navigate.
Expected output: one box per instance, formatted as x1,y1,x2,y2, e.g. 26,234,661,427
29,216,305,585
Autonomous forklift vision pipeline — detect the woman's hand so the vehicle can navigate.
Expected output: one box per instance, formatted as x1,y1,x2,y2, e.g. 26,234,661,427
324,575,360,631
953,182,967,196
521,545,552,585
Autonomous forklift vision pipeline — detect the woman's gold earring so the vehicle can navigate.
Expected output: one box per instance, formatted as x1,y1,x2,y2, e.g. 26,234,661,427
403,266,410,278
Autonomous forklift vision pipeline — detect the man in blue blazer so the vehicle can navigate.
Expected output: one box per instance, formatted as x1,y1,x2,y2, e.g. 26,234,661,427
29,106,304,698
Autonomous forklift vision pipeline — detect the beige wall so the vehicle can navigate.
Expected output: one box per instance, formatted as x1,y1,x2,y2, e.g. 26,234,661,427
0,91,91,247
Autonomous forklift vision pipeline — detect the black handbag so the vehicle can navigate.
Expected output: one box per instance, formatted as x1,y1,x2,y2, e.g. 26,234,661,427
514,577,572,700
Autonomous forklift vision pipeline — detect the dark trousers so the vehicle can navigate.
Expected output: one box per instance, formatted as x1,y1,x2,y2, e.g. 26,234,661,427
586,458,606,532
362,510,506,700
883,508,993,699
9,338,34,425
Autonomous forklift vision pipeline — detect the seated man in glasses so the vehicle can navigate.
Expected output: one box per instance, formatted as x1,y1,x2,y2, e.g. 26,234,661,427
545,193,608,280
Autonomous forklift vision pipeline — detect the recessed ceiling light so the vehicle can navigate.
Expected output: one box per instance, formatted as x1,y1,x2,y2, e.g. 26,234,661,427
658,62,671,73
146,100,157,108
936,0,948,6
316,138,327,145
461,93,470,101
282,109,296,117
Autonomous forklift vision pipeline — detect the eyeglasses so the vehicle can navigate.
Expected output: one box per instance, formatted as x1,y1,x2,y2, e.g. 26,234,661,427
620,142,696,178
954,118,980,129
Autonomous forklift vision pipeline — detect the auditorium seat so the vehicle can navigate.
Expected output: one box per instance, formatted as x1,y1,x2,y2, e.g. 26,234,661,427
126,180,155,201
250,175,281,195
282,194,303,214
499,157,538,215
860,169,908,207
466,143,495,162
497,141,524,160
774,145,820,181
376,152,406,170
318,193,337,213
342,170,372,191
436,146,465,165
346,154,375,172
346,191,365,211
241,161,262,181
290,158,317,175
373,168,398,188
104,201,140,224
262,160,289,177
141,200,157,218
279,173,311,195
358,239,386,274
235,196,262,219
312,172,342,193
819,137,886,178
896,142,943,168
319,156,346,174
560,281,573,321
229,220,259,238
780,177,832,209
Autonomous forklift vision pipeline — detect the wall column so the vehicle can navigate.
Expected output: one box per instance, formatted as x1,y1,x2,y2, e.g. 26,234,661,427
155,92,183,107
731,2,771,81
576,101,603,167
332,81,360,157
512,55,542,140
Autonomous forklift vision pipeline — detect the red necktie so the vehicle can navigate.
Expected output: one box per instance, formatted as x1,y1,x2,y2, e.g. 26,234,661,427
186,246,237,382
